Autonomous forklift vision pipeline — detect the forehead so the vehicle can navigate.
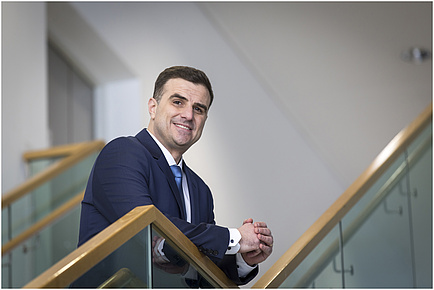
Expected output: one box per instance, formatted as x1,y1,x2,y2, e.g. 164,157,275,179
163,78,211,106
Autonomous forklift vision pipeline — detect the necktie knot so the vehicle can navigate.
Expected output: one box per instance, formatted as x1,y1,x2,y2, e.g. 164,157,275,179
170,165,183,193
170,165,182,179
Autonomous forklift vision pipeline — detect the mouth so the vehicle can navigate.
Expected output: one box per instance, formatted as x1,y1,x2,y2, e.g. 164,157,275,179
174,123,192,131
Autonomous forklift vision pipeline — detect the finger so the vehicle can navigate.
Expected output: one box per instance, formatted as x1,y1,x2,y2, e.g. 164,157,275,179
258,233,273,246
259,235,273,254
254,221,268,228
255,227,271,236
243,218,254,225
259,243,273,256
260,242,273,255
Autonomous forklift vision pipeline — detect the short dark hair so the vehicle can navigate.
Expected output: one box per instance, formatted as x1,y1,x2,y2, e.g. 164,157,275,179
153,66,214,107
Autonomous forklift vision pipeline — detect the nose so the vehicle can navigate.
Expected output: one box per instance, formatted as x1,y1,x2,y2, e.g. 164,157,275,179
180,106,194,120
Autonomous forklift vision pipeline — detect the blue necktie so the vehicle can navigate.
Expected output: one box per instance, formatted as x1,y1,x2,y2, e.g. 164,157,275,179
170,165,183,194
170,165,188,221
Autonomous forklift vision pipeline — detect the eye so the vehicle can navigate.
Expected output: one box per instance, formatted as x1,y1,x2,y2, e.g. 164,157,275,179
173,100,182,106
194,106,207,115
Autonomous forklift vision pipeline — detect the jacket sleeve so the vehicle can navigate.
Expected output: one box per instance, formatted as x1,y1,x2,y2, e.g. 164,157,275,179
79,136,258,286
81,137,229,261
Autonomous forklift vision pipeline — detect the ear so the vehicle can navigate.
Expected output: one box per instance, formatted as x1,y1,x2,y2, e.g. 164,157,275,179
148,98,158,119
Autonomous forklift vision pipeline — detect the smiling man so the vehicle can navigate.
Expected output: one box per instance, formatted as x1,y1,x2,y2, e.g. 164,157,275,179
148,77,209,164
76,66,273,287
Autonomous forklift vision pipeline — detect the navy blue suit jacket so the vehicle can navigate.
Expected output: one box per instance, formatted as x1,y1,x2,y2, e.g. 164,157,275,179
78,129,257,285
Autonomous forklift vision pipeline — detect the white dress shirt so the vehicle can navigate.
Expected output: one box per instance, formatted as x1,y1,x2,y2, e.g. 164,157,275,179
148,130,256,277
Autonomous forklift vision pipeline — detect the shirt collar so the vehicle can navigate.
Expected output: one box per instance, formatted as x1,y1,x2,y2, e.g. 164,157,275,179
147,129,184,168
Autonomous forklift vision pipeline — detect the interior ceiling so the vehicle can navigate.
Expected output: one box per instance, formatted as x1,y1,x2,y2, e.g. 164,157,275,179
72,2,432,187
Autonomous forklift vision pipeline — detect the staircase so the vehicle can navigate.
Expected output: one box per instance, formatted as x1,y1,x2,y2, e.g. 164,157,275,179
2,104,432,288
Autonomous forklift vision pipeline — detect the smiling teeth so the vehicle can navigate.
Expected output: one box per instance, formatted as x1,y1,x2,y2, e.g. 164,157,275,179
175,124,191,130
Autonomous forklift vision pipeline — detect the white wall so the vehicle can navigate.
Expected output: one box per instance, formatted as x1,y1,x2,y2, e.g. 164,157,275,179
71,3,344,284
2,3,49,193
4,2,424,287
94,79,144,142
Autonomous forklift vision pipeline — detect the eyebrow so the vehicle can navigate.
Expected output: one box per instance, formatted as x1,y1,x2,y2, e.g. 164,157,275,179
170,94,209,113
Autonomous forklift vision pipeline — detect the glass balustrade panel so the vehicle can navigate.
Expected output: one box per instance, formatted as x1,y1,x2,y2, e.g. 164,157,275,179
341,166,412,287
277,124,431,288
150,227,218,288
27,157,60,177
2,158,57,247
2,206,81,288
70,226,152,288
278,224,343,288
341,123,432,288
405,123,432,288
3,152,98,242
2,152,99,288
2,192,37,288
2,207,9,245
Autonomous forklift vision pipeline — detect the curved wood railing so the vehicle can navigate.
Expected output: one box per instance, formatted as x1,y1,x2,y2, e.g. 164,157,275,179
2,191,84,255
253,103,432,288
24,205,238,288
2,140,105,209
2,140,105,255
289,132,431,287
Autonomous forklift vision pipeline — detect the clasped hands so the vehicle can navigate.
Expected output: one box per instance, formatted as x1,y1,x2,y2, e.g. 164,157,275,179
152,218,273,273
238,218,273,266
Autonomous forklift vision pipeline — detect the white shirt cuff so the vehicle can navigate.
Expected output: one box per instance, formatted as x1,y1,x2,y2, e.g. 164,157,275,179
156,239,170,262
236,252,258,278
226,228,241,255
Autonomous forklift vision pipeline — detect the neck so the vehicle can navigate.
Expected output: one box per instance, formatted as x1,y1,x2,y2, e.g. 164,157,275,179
147,127,184,165
172,154,182,165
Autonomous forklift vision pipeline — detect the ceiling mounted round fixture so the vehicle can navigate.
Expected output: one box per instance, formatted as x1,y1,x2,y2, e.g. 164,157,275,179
401,47,431,64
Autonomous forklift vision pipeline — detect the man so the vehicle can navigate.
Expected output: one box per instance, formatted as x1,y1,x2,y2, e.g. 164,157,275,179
77,66,273,286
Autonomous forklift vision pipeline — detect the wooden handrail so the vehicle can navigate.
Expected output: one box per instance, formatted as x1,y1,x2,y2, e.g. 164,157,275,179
253,103,432,288
291,133,431,287
2,191,84,255
98,268,148,288
151,210,237,288
2,140,104,209
24,205,238,288
22,142,98,161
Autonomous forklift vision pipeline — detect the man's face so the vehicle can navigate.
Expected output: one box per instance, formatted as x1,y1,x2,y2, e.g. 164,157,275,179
148,78,211,159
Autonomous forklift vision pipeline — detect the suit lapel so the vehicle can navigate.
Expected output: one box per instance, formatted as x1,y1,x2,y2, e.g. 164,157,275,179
184,163,200,224
136,129,187,220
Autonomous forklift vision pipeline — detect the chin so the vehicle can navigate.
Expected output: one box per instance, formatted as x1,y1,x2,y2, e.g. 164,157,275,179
175,138,197,150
